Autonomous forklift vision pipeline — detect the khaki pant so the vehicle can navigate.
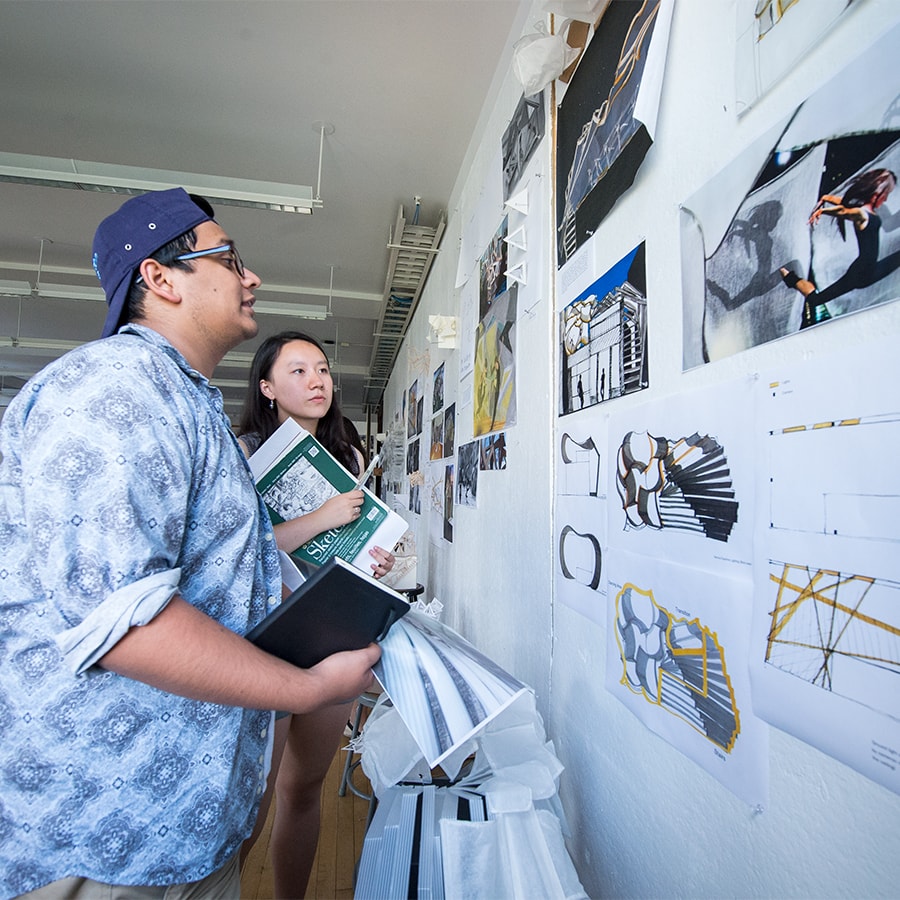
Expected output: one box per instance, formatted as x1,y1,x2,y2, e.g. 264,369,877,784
16,853,240,900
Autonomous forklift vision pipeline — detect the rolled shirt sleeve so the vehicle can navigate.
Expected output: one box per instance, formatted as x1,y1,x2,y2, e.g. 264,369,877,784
54,567,182,675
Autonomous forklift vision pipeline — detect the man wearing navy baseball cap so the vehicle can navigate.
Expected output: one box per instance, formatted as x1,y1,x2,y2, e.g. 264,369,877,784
0,189,379,898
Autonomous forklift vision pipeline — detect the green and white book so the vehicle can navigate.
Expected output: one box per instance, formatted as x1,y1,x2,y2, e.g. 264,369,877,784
248,417,407,571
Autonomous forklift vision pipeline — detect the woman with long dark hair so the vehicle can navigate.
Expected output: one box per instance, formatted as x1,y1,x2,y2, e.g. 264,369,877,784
780,167,898,328
237,330,394,898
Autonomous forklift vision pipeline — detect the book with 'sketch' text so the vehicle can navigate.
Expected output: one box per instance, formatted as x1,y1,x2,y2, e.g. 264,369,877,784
247,418,407,571
246,554,410,669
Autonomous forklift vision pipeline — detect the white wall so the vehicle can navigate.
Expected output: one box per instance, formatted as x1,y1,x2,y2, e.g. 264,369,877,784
381,1,900,896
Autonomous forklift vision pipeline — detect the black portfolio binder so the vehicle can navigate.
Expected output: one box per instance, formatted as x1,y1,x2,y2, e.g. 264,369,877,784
246,555,410,669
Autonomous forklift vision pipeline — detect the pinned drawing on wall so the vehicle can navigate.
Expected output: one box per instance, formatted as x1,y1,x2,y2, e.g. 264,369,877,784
406,438,420,478
763,562,899,721
427,466,449,547
433,362,445,414
443,403,456,459
556,0,674,267
380,413,407,500
502,92,545,200
430,415,443,461
554,409,609,626
407,379,419,439
559,430,602,497
409,470,423,516
459,278,478,378
606,549,769,808
616,583,739,752
479,217,509,319
681,23,900,369
456,440,479,508
443,465,454,542
614,430,739,544
607,375,755,572
735,0,859,115
560,242,648,415
473,285,517,437
559,526,602,590
479,432,507,470
750,336,900,796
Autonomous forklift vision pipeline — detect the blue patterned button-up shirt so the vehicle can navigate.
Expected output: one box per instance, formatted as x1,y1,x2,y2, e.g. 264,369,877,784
0,325,283,896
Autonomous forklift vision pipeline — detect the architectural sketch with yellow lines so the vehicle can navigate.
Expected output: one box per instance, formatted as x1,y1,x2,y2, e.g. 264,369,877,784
607,550,768,807
615,583,739,752
766,413,900,541
751,337,900,796
764,562,900,720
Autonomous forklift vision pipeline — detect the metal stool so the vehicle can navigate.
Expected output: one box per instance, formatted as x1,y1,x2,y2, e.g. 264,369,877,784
338,690,380,821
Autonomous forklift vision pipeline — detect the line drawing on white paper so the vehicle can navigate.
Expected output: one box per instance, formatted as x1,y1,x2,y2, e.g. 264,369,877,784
735,0,858,114
559,432,602,496
614,583,740,751
767,412,900,542
764,561,900,719
615,430,739,542
558,525,603,591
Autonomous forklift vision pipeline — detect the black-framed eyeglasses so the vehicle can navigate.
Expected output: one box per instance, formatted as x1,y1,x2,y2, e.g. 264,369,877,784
174,242,245,278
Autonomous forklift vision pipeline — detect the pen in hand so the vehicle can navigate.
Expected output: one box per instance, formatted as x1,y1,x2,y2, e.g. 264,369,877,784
354,448,383,490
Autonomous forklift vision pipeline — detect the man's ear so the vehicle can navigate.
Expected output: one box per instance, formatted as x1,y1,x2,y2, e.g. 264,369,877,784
137,258,181,304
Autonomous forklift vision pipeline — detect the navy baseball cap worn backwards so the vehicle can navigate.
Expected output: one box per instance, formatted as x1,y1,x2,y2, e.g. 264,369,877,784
92,187,211,338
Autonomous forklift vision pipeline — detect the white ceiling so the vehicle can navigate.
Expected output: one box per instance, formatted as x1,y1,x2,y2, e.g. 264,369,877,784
0,0,528,424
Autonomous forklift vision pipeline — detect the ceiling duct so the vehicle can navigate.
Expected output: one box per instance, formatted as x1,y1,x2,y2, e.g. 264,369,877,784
364,203,445,411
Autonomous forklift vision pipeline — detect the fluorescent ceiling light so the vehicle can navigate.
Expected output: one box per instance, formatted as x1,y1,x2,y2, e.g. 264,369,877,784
3,283,330,315
0,151,321,214
252,300,328,320
0,336,81,352
36,283,105,302
0,279,32,296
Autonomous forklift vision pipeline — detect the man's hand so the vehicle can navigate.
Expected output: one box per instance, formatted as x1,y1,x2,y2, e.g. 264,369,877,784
306,643,381,705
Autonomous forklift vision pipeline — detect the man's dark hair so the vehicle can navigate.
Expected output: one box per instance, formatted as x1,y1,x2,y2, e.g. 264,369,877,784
123,194,215,325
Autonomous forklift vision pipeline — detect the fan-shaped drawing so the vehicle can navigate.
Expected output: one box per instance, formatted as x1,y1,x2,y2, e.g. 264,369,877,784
615,430,739,541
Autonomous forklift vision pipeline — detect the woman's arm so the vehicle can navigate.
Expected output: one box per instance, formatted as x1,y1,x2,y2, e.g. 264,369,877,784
239,434,365,554
809,195,869,229
272,491,365,552
242,439,395,571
